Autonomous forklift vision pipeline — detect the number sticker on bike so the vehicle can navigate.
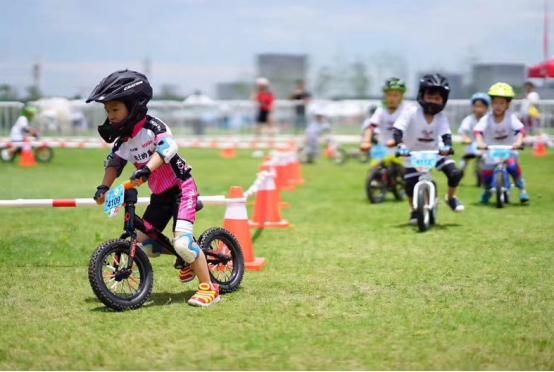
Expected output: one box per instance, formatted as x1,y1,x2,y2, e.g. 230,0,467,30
103,184,125,218
410,152,439,170
371,145,388,161
489,148,512,162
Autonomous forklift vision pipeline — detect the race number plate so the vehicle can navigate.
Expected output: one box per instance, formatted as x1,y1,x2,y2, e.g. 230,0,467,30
410,152,439,170
103,184,125,218
370,145,388,161
489,148,512,162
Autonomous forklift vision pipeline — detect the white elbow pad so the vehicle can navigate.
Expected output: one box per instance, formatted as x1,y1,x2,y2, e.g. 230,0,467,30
156,137,178,163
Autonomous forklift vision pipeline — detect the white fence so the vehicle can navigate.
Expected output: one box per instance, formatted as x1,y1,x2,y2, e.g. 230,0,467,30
1,99,553,137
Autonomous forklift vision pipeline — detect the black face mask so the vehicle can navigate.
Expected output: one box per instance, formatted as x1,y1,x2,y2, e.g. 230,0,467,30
97,102,147,143
420,101,444,115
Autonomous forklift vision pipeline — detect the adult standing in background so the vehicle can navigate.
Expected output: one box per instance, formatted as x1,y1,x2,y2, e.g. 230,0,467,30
289,79,311,134
519,81,541,135
252,77,275,136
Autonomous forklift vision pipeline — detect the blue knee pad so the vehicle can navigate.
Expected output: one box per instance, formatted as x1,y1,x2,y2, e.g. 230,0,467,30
174,233,201,264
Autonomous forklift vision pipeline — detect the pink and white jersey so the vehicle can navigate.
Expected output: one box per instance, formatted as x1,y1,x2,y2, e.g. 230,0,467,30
474,112,524,146
393,105,451,151
111,115,192,194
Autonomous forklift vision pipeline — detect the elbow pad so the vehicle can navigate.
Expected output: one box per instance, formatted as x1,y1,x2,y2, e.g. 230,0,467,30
104,153,127,177
441,133,453,147
393,128,403,145
157,137,178,163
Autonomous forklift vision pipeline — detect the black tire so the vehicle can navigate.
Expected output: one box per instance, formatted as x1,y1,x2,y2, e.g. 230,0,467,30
366,168,387,204
88,239,153,311
0,146,16,163
416,183,431,232
200,227,244,294
475,160,482,187
35,146,53,163
495,172,505,208
390,168,406,201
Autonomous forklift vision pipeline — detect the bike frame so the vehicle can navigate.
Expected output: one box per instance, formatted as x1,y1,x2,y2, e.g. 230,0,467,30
116,185,229,273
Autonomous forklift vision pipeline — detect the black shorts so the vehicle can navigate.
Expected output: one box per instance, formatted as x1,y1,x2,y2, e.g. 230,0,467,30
142,187,182,232
256,110,270,125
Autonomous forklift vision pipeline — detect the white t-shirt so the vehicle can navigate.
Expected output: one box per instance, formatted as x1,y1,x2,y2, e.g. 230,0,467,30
305,121,330,146
9,116,30,141
362,102,409,146
474,112,524,146
519,91,540,118
393,105,451,152
458,114,481,141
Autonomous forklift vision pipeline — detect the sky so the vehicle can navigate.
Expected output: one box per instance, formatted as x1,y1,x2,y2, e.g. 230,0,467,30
0,0,548,97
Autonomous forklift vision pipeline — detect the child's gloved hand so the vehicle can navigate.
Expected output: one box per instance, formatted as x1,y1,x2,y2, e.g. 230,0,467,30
130,166,151,183
94,185,109,204
396,144,410,157
438,145,454,156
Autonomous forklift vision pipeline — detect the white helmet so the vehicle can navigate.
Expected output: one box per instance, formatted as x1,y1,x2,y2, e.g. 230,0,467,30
256,77,269,86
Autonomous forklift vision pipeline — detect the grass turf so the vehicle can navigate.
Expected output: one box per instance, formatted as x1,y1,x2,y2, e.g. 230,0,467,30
0,147,552,370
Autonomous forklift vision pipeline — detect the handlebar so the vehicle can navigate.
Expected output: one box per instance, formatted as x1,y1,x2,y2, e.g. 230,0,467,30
477,145,524,151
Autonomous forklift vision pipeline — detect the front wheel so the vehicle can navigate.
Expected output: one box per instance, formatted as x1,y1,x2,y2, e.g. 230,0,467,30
416,183,432,232
495,172,506,208
366,168,387,204
0,146,16,163
88,239,153,311
200,227,244,294
35,145,54,163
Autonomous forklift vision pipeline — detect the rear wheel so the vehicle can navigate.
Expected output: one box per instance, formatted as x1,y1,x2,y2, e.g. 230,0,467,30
0,146,16,162
88,239,153,311
366,168,387,204
35,145,53,163
200,227,244,294
495,172,505,208
416,183,432,232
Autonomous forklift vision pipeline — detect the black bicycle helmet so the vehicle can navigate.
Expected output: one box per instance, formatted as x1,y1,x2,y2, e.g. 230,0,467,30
417,73,450,115
86,69,153,143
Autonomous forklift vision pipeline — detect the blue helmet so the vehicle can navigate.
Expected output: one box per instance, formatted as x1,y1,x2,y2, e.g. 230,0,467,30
470,92,491,107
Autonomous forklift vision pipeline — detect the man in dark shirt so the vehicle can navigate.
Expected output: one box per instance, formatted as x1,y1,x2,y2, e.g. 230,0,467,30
289,80,311,134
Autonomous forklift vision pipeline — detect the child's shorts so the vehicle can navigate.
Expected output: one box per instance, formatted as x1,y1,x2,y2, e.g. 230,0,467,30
142,177,199,233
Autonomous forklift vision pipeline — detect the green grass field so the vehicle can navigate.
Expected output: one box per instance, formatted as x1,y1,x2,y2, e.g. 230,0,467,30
0,146,553,370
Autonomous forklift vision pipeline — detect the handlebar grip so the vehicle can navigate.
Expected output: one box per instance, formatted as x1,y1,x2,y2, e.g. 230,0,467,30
123,180,144,190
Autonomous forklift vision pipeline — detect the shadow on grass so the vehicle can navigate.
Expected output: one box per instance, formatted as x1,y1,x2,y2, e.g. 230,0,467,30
86,290,196,312
392,222,462,230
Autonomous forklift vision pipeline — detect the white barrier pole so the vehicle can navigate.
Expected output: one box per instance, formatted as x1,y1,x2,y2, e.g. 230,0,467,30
0,195,249,208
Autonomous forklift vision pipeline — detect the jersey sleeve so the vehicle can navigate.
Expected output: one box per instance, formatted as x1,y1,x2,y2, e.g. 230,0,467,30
393,106,414,132
458,116,471,135
368,107,383,127
473,115,487,133
510,114,524,131
147,117,179,163
437,114,451,137
113,139,130,161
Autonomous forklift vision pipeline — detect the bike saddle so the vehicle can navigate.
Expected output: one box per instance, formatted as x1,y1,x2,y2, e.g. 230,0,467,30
196,200,204,212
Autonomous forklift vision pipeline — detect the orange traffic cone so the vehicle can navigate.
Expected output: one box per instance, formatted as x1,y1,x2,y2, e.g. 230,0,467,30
273,152,296,192
288,151,305,186
223,186,266,271
220,146,237,159
19,138,37,167
533,136,548,157
249,164,289,229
